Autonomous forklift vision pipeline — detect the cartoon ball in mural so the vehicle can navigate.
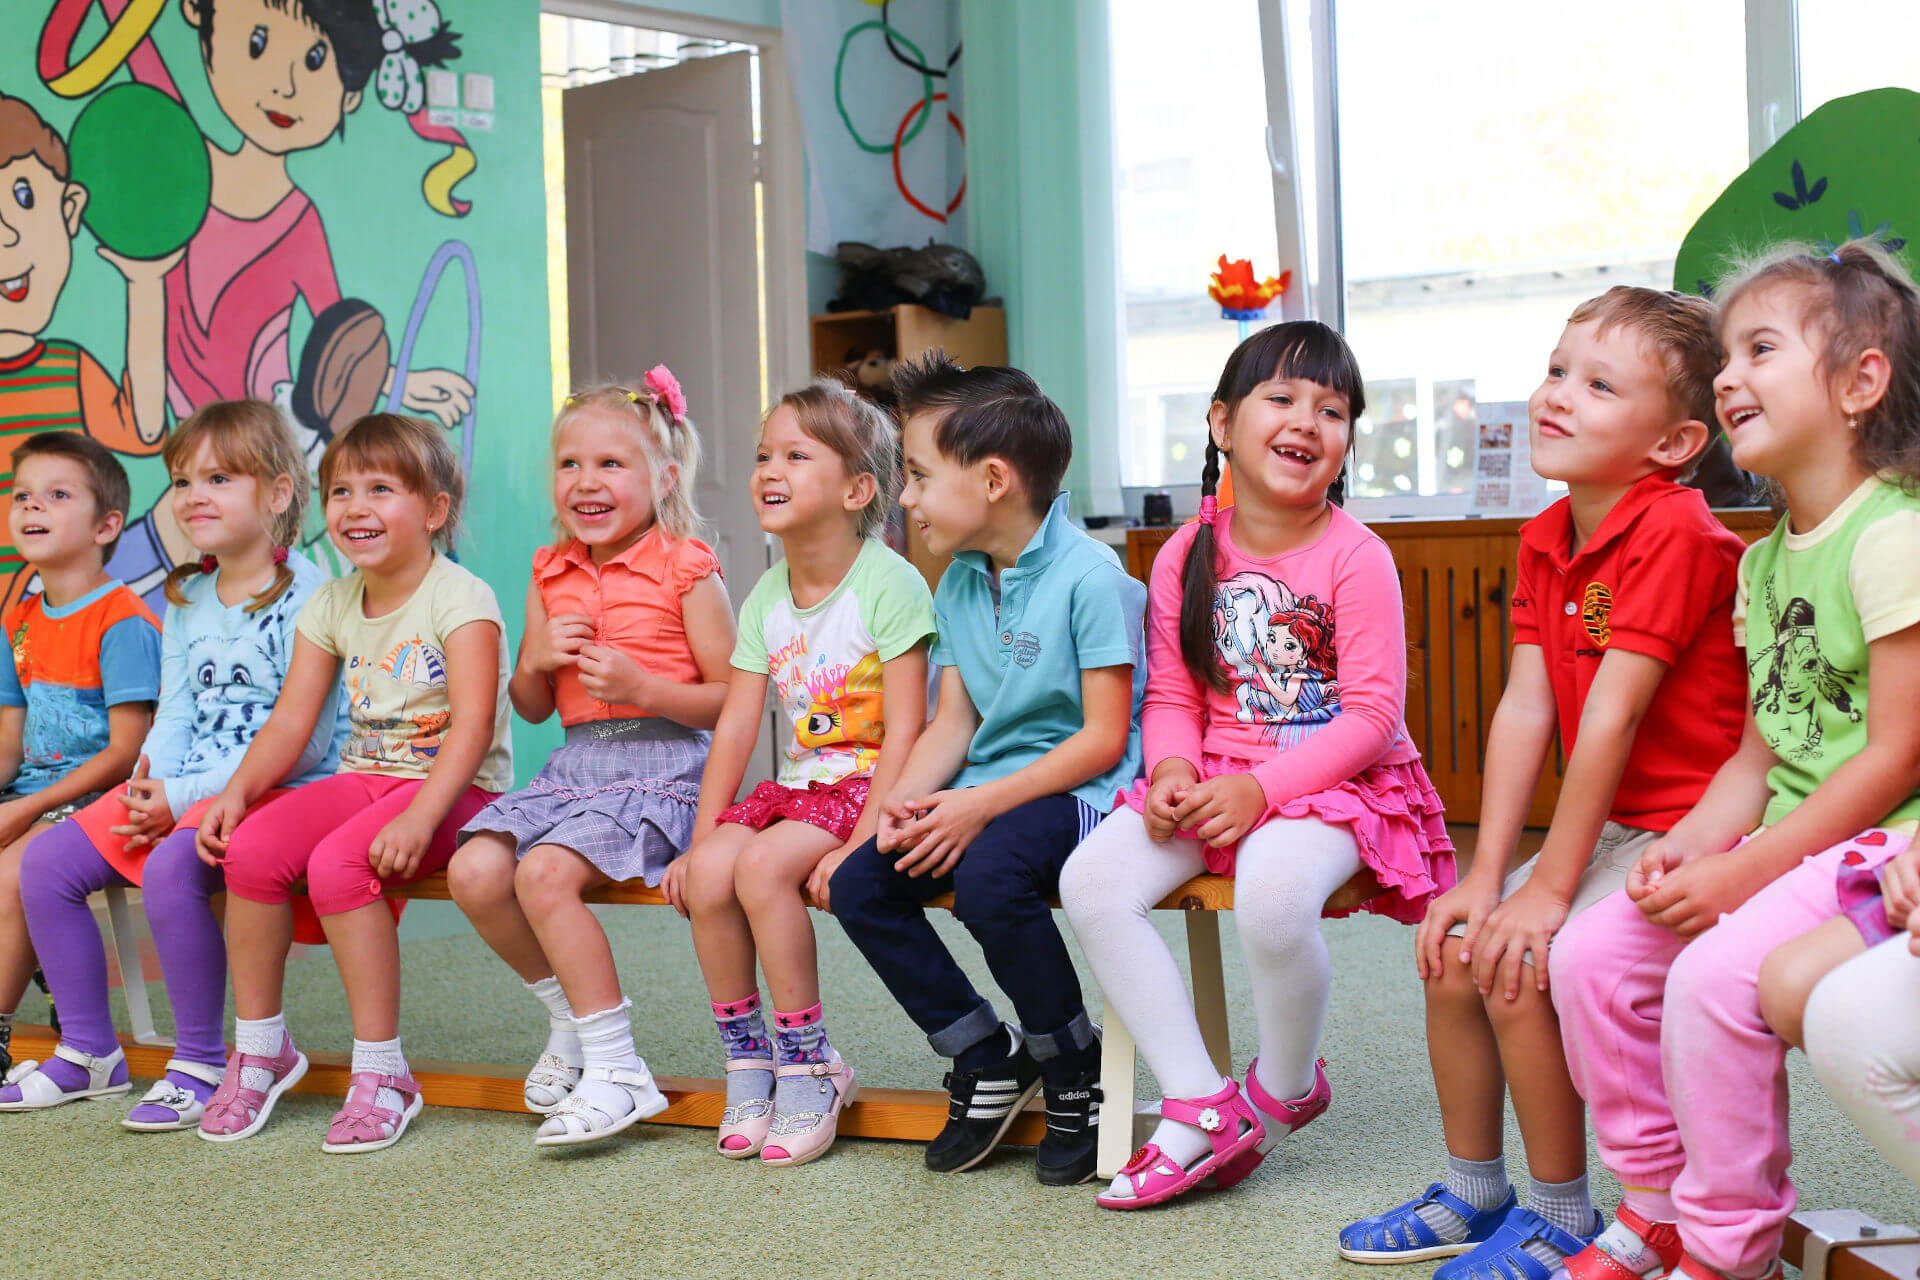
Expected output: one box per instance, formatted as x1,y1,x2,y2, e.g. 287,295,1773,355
68,83,209,260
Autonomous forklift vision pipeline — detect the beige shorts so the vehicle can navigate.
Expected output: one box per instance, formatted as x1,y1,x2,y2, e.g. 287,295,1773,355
1446,820,1658,967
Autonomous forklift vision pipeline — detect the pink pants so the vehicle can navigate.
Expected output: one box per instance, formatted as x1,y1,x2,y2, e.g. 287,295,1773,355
223,772,498,917
1550,829,1906,1277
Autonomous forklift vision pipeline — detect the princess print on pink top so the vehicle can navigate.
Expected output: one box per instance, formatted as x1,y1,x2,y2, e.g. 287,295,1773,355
1122,504,1447,918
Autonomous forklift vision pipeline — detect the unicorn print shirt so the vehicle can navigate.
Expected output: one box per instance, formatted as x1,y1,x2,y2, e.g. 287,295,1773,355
142,549,351,817
296,553,513,791
1141,506,1417,809
731,538,935,790
1733,474,1920,828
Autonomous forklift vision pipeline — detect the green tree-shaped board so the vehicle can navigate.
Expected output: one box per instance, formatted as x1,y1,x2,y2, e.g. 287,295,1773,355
1675,87,1920,295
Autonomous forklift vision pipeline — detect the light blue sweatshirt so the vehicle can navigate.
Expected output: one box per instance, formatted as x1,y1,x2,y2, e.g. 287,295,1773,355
142,549,350,816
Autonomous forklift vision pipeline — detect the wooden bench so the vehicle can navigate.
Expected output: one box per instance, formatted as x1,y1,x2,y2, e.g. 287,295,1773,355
70,866,1382,1178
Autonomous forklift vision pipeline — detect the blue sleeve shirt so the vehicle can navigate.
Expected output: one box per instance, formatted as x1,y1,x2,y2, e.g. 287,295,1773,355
933,493,1147,810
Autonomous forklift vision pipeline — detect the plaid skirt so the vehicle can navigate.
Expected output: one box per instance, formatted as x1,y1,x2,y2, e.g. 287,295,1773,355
458,718,707,885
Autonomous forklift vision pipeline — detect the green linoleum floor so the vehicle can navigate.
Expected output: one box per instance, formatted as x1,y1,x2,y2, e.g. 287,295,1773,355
7,892,1910,1278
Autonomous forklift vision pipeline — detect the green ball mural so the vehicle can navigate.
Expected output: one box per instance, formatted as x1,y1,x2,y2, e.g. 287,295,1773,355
68,83,209,260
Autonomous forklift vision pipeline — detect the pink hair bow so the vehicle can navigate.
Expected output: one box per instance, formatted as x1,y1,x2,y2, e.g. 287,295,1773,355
644,365,687,425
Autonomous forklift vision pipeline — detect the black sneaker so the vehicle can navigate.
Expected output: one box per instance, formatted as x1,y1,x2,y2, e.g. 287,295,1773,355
1035,1057,1102,1186
924,1026,1042,1173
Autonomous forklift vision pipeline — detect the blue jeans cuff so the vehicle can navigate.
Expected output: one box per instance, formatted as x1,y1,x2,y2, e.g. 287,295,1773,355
1023,1009,1095,1062
927,1001,1000,1058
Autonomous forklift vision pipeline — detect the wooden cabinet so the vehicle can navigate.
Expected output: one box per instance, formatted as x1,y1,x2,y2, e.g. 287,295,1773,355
1127,511,1775,824
809,305,1008,592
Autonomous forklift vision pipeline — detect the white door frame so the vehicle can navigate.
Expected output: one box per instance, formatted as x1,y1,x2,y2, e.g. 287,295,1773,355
540,0,810,407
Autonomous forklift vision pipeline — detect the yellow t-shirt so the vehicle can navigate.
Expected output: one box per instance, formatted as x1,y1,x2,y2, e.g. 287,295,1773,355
296,554,513,792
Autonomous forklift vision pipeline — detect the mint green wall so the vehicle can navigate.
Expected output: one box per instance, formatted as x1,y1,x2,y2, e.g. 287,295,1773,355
3,0,556,783
959,0,1124,515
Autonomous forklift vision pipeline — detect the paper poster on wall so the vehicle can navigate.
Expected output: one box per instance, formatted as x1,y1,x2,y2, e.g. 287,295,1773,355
1472,401,1559,517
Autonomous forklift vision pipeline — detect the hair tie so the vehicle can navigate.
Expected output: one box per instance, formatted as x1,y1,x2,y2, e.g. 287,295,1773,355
1829,250,1845,265
272,546,289,567
198,554,217,573
1197,496,1219,526
644,365,689,425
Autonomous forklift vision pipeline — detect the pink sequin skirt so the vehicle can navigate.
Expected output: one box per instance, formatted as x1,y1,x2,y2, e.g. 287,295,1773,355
1117,752,1455,924
719,776,873,844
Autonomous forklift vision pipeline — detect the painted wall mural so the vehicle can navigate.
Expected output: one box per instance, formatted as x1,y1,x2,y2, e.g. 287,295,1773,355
1,0,552,776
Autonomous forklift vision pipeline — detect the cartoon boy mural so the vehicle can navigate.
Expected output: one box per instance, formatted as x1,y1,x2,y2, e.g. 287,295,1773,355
0,92,172,612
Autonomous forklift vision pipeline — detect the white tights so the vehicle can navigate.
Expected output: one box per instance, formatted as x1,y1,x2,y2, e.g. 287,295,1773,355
1805,934,1920,1189
1061,807,1361,1177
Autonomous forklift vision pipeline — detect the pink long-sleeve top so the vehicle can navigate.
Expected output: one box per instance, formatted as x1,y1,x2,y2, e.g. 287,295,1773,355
1143,505,1417,807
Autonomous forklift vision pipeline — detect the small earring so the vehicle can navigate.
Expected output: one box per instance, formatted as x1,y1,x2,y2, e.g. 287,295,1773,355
1849,414,1859,431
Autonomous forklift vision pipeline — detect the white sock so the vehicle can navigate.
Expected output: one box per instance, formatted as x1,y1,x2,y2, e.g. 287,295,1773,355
351,1036,411,1116
235,1013,288,1092
527,977,582,1066
1586,1216,1669,1277
1140,1077,1232,1181
571,999,643,1121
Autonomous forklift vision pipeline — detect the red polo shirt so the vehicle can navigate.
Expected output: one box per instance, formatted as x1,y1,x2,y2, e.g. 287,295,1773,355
1510,475,1747,830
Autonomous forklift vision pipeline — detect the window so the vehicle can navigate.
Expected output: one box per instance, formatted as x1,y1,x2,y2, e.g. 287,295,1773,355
1110,0,1281,492
1799,4,1920,114
1329,0,1749,514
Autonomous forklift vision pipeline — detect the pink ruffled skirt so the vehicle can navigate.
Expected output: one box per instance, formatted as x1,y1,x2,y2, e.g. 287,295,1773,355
1117,752,1455,924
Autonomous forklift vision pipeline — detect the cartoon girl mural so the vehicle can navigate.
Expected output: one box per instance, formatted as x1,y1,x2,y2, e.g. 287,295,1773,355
1750,593,1860,760
36,0,481,597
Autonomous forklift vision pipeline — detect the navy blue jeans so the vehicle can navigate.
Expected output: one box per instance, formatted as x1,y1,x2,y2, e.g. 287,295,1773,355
828,792,1098,1062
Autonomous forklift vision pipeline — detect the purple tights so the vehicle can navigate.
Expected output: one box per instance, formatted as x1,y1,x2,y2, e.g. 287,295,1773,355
5,824,226,1109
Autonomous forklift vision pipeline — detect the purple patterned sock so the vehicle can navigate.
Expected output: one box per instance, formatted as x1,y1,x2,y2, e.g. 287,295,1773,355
773,1002,831,1065
713,992,771,1061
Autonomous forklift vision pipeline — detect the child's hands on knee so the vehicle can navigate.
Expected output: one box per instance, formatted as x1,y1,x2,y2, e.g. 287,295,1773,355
1883,842,1920,934
877,797,922,854
807,842,857,912
661,854,691,918
1170,773,1264,848
1143,760,1197,842
1472,882,1568,999
1415,877,1498,980
369,810,437,881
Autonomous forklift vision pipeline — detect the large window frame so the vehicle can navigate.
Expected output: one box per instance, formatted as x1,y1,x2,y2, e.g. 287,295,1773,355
1115,0,1803,522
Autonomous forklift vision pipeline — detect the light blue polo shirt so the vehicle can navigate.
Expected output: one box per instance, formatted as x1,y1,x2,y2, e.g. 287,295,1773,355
930,492,1146,810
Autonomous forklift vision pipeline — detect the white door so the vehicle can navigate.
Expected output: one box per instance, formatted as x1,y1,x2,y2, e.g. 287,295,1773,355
564,51,775,783
563,52,766,611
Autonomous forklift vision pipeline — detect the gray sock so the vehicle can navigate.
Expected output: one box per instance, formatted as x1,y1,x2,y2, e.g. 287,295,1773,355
714,998,773,1113
1523,1173,1599,1269
1415,1153,1511,1242
769,1049,842,1142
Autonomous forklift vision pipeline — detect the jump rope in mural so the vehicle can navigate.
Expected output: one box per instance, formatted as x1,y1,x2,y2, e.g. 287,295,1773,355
3,0,483,611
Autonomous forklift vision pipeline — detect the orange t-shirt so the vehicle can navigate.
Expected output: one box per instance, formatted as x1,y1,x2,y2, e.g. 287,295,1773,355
534,530,722,726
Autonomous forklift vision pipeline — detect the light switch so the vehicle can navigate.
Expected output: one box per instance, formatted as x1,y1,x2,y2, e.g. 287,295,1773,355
463,73,494,111
426,68,458,109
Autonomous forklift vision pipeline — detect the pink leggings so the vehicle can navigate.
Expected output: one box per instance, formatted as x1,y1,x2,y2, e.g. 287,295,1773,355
1550,829,1906,1277
223,772,498,916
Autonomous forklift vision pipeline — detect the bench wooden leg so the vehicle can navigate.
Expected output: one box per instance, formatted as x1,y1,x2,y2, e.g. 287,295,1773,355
1097,994,1137,1179
1186,910,1233,1076
101,887,169,1046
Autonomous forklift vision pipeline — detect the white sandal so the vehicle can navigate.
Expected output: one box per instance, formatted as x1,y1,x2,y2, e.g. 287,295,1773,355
122,1060,225,1131
0,1044,131,1110
523,1051,581,1115
533,1063,669,1147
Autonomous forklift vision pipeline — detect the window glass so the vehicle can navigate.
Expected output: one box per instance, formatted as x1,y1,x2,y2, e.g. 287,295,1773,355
1800,5,1920,114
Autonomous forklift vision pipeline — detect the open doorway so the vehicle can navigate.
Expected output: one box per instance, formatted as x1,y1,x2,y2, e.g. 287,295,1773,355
538,2,806,610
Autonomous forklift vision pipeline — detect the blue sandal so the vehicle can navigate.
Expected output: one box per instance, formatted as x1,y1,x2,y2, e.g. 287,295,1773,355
1338,1183,1518,1264
1433,1205,1604,1280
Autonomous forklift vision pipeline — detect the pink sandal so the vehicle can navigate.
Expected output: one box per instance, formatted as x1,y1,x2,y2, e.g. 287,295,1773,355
716,1055,776,1158
320,1071,424,1154
1210,1056,1332,1186
1094,1078,1266,1210
198,1034,309,1143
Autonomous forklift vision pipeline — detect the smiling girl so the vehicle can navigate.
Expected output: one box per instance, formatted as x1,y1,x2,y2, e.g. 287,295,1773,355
1060,321,1453,1210
192,412,511,1153
668,380,933,1168
446,374,736,1148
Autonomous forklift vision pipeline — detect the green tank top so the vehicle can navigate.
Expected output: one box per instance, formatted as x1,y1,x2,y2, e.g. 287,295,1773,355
1743,478,1920,827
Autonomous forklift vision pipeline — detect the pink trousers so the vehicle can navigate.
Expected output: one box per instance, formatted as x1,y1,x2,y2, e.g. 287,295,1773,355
223,771,498,917
1550,829,1906,1277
